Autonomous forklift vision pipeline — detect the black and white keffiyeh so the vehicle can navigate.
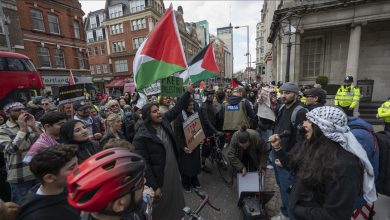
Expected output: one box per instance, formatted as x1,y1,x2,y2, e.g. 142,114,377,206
3,102,24,112
306,106,377,204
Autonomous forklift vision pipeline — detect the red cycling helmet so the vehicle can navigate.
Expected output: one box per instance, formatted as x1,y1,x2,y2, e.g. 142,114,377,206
67,147,145,212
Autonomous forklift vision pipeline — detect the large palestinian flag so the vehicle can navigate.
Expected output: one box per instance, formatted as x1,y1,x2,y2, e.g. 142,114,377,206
133,4,187,90
180,43,220,83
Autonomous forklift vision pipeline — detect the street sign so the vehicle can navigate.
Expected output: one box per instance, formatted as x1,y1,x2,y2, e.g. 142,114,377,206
160,76,184,97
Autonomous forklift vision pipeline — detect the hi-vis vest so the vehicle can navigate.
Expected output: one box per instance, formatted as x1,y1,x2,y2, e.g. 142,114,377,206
300,96,307,105
223,100,250,131
334,85,360,108
378,100,390,123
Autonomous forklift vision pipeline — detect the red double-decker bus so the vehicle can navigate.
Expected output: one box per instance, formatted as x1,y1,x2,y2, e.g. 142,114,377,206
0,51,44,108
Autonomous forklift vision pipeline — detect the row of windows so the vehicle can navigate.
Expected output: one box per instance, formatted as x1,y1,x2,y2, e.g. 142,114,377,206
37,47,85,69
109,0,156,19
90,64,108,75
109,19,146,36
110,37,146,53
87,28,105,42
30,9,80,39
87,45,105,56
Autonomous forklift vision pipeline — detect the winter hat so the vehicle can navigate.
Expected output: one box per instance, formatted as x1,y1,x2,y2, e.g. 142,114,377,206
306,106,377,204
279,82,299,94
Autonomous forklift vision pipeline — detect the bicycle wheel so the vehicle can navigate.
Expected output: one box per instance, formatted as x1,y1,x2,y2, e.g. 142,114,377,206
216,152,234,187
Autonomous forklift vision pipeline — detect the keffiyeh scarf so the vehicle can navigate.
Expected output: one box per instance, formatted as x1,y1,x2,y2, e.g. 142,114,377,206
306,106,377,204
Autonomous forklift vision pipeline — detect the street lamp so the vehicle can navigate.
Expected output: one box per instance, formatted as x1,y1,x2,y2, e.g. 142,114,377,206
235,25,250,81
279,12,301,82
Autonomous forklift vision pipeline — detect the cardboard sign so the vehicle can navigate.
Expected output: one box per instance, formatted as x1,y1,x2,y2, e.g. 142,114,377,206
58,84,85,105
161,76,183,97
183,113,206,151
143,80,161,96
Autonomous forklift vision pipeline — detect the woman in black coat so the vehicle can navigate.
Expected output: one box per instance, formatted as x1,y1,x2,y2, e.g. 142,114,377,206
173,98,201,192
133,84,193,220
60,120,101,163
269,106,376,220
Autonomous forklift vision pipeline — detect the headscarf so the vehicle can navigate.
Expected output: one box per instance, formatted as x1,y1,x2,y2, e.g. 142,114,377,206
3,102,24,112
306,106,377,204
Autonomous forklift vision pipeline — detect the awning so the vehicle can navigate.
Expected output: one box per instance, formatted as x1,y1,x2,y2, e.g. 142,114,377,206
105,77,126,88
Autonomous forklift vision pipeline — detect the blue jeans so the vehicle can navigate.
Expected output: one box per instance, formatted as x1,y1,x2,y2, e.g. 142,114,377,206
270,150,296,219
10,180,37,204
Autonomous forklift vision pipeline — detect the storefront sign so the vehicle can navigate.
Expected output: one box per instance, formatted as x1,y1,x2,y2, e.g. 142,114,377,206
160,76,183,97
183,113,205,151
58,84,85,105
42,76,93,85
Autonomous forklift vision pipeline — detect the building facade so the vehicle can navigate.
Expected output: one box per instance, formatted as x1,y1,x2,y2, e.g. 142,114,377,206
16,0,90,93
217,24,234,79
0,0,24,52
85,9,110,93
195,20,209,47
267,0,390,101
256,21,266,82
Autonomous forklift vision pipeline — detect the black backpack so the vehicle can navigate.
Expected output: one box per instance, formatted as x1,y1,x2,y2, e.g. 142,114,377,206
374,131,390,196
349,125,390,196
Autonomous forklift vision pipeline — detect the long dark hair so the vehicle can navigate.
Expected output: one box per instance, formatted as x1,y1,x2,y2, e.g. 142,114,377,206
289,123,342,200
59,119,86,144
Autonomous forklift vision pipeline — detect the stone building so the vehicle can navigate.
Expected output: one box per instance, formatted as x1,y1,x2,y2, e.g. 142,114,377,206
0,0,24,52
85,9,110,92
16,0,90,93
265,0,390,101
217,24,234,79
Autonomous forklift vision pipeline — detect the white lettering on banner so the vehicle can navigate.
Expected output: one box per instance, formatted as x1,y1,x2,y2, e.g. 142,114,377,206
226,105,240,111
42,76,93,85
143,81,161,96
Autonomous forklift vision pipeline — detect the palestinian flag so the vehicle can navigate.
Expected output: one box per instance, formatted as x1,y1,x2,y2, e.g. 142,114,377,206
133,4,187,90
179,43,220,83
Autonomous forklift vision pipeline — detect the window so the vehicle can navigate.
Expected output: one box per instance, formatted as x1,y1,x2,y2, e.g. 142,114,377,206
96,28,104,40
0,21,3,34
48,13,60,34
78,52,84,69
109,5,123,19
100,45,105,55
112,41,125,53
111,23,123,35
130,0,145,13
103,64,108,73
133,37,145,49
54,49,65,68
115,60,128,72
94,47,98,55
90,16,97,28
87,31,94,42
131,18,146,31
73,21,80,39
90,65,94,74
37,47,51,67
96,65,101,74
30,9,44,31
302,36,325,78
87,48,92,56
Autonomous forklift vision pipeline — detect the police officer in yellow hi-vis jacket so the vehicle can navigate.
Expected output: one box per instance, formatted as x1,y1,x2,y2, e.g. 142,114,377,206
334,75,361,116
377,98,390,132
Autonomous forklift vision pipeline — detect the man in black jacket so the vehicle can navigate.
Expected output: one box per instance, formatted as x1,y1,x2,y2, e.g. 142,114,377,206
16,144,80,220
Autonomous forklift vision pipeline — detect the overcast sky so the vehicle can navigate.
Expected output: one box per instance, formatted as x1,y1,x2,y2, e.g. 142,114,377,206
80,0,263,72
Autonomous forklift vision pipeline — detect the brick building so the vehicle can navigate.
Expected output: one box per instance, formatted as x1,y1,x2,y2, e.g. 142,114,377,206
16,0,90,93
85,9,109,92
0,0,24,52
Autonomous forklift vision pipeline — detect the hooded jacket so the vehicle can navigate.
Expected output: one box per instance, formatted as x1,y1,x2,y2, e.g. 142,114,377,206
16,184,80,220
223,96,257,127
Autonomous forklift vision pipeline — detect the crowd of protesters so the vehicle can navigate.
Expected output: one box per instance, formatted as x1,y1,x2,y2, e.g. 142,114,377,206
0,79,389,220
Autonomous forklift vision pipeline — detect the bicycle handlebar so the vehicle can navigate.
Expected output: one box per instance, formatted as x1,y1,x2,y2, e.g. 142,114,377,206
194,190,220,212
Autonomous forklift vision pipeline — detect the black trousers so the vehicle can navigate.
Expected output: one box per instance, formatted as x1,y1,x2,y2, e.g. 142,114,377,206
385,123,390,132
341,107,354,116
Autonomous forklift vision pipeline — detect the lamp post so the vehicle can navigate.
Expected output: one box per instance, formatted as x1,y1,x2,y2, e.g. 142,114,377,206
280,12,301,83
235,25,249,81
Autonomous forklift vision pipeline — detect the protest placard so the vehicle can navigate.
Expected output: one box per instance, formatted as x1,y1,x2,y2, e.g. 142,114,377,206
143,81,161,96
160,76,183,97
183,113,206,151
58,84,85,105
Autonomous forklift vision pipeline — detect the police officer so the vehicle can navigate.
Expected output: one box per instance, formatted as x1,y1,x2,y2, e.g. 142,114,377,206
377,97,390,132
334,75,361,116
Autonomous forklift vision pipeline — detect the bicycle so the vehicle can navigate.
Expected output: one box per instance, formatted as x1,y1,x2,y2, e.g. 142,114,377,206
182,190,220,220
203,134,234,187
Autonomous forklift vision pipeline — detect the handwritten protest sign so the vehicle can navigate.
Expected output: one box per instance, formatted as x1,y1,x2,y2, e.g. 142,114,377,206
161,76,183,97
183,113,206,151
143,80,161,96
58,84,85,105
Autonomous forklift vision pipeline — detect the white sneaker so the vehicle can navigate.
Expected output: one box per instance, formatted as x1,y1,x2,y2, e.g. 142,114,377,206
270,212,289,220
